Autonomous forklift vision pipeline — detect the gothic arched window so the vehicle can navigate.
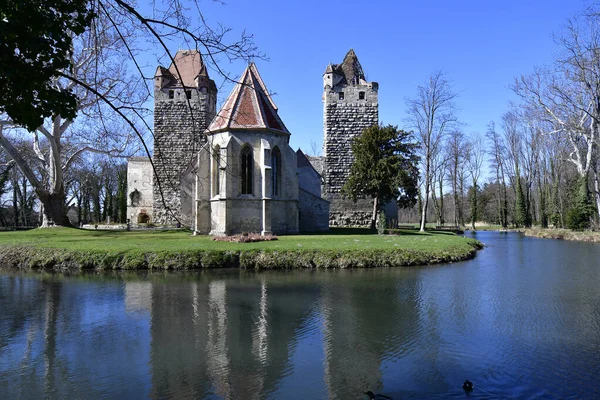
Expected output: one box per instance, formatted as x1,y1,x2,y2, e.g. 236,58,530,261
272,146,281,196
241,145,253,194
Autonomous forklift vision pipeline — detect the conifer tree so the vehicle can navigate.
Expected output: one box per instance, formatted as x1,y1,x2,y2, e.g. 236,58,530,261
342,125,420,230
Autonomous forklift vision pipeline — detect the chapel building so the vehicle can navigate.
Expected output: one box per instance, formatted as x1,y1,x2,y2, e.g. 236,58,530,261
127,52,329,234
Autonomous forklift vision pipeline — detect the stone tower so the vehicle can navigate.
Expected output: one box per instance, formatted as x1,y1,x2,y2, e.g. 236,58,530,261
322,49,382,226
153,50,217,225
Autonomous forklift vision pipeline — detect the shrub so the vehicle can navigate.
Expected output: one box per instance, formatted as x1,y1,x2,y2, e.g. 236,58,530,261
213,233,278,243
566,205,591,231
377,211,387,235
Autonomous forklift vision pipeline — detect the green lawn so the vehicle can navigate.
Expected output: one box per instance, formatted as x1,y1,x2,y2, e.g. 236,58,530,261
0,227,482,270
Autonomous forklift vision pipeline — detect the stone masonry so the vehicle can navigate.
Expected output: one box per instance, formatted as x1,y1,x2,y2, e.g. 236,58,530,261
152,50,217,225
322,49,387,226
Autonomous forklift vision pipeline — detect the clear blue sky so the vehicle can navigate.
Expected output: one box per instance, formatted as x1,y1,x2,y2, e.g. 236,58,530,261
165,0,587,156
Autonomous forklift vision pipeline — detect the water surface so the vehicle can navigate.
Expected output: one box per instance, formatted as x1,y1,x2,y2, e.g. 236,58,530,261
1,232,600,399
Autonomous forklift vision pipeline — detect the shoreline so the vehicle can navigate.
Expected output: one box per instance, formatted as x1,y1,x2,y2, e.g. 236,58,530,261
523,228,600,243
0,242,483,271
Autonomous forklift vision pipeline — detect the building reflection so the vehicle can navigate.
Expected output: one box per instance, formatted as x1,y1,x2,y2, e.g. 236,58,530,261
148,273,319,399
1,269,420,399
319,269,419,399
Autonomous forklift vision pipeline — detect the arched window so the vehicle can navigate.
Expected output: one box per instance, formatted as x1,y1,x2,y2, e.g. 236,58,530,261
272,146,281,196
213,145,220,196
240,145,253,194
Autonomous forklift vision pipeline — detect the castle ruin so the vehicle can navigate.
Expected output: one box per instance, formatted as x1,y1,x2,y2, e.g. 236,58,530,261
322,49,396,226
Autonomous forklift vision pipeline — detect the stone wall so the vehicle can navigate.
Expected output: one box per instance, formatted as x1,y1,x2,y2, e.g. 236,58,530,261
323,78,381,226
127,157,154,224
153,86,216,225
298,189,330,232
323,83,378,195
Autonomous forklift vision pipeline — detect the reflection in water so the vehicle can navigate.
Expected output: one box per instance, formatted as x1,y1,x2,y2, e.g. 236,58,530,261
2,232,600,399
208,280,230,398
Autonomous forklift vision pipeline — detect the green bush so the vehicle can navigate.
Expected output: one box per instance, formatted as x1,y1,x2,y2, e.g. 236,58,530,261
566,205,592,231
377,211,387,235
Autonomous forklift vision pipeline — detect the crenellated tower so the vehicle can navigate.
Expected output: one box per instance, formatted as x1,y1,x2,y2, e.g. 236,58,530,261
322,49,383,226
152,50,217,225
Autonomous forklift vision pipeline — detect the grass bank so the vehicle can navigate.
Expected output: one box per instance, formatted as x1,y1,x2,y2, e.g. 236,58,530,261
0,228,482,270
524,228,600,242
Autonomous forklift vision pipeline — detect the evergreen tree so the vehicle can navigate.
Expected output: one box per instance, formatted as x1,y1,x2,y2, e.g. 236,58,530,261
116,170,127,223
566,175,595,230
514,168,528,227
342,125,420,230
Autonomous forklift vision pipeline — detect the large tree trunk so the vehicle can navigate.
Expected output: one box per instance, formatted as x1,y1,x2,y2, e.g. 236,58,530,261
37,189,72,227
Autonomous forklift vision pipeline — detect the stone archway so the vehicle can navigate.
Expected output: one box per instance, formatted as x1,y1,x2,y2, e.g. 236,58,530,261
137,211,150,224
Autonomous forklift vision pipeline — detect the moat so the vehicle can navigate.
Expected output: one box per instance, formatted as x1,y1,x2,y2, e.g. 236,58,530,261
1,231,600,399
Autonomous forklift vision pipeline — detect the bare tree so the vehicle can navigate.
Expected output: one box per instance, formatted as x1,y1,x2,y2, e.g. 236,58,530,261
430,150,448,226
0,0,259,226
465,135,485,230
406,71,458,231
514,9,600,220
0,10,142,226
486,122,509,227
446,129,467,227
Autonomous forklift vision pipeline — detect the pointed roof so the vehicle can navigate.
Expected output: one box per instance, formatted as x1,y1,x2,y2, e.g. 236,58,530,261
154,50,211,88
206,63,290,134
323,49,367,85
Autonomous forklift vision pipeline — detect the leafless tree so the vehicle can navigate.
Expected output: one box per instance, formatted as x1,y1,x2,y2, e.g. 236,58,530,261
0,0,259,226
465,135,485,230
514,9,600,220
406,71,458,231
445,129,467,227
486,122,509,227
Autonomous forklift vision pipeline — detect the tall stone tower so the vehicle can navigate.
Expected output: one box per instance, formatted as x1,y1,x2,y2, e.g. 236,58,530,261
153,50,217,225
322,49,381,226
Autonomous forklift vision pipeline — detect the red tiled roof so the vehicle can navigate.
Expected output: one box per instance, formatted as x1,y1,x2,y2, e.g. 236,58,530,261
206,63,289,134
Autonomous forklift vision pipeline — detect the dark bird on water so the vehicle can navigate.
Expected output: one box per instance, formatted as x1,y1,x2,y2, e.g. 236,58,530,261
364,390,393,399
463,380,474,391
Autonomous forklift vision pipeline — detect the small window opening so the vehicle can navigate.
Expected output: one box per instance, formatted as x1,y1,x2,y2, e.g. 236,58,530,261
168,90,174,99
186,90,192,100
359,91,365,100
339,92,344,100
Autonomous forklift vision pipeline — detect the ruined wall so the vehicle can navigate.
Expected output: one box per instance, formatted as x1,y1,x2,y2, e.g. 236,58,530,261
323,80,382,226
127,157,154,224
153,86,216,225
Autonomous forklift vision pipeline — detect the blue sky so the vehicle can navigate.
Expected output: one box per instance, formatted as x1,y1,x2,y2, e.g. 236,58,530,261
161,0,586,158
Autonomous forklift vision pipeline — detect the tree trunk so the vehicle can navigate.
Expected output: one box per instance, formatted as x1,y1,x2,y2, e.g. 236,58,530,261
12,181,19,228
370,196,379,231
438,176,444,226
37,189,72,227
471,178,477,230
420,182,429,232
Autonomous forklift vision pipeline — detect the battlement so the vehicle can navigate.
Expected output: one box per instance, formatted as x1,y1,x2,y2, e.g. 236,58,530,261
322,49,382,226
151,50,218,225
